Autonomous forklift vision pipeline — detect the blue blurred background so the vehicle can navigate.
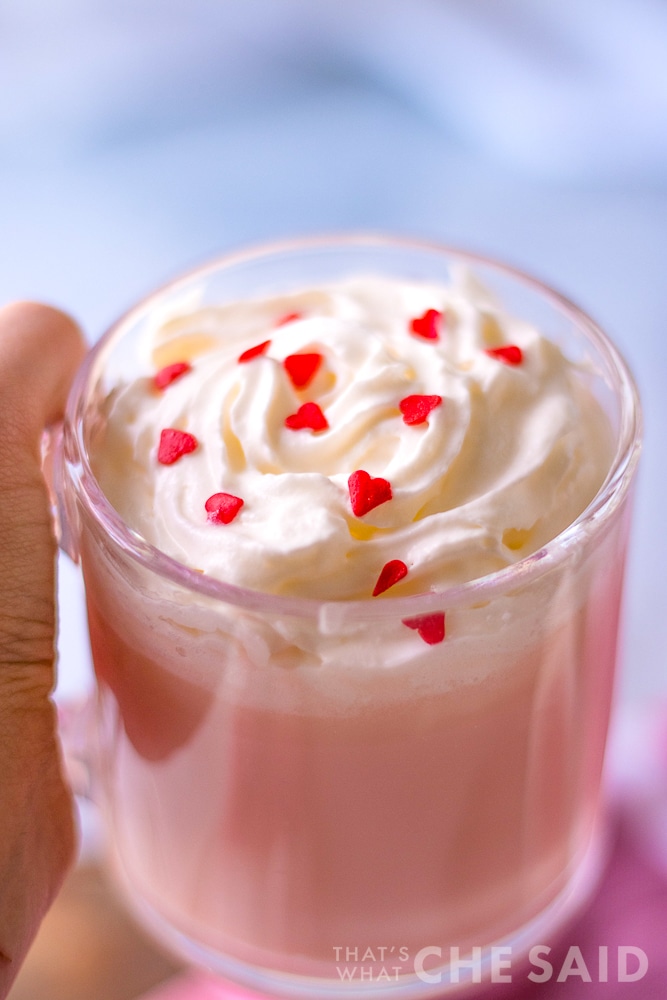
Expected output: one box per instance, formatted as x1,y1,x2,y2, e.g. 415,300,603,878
1,0,665,702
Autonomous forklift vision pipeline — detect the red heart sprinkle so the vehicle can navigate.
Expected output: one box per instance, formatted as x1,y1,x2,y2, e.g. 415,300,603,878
283,352,323,389
285,401,329,432
238,340,271,363
348,470,393,517
485,345,523,365
399,394,443,426
373,559,408,597
157,428,198,465
276,311,303,326
402,612,446,645
410,308,442,341
205,492,244,524
154,361,192,390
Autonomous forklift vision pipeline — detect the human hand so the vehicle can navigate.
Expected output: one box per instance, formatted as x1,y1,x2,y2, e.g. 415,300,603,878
0,302,86,997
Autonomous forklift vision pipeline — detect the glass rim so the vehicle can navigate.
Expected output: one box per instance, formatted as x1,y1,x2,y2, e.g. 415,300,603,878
63,232,643,622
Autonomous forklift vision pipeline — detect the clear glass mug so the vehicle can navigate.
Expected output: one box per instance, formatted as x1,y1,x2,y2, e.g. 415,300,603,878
54,236,641,998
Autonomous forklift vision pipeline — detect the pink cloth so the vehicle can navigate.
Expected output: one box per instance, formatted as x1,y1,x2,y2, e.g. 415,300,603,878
139,974,262,1000
139,806,667,1000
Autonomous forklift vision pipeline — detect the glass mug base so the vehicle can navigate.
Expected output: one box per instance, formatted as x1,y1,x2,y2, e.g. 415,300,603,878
108,820,608,999
55,236,641,1000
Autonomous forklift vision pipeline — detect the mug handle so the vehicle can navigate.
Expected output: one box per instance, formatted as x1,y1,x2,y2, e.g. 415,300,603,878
44,421,80,563
44,423,96,801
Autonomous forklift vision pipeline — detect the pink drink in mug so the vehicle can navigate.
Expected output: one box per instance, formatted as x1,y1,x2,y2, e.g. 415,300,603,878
55,236,641,997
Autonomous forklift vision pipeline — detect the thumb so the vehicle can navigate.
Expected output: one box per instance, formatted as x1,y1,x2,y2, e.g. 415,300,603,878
0,302,87,996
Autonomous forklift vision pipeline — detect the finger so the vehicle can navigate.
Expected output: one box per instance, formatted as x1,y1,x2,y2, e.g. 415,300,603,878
0,301,87,435
0,302,86,995
0,302,87,682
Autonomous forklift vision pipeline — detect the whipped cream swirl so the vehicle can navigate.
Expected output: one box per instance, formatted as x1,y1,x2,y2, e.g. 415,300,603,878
93,275,613,600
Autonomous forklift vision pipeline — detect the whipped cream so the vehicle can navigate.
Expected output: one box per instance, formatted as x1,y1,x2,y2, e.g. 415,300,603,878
92,275,613,601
